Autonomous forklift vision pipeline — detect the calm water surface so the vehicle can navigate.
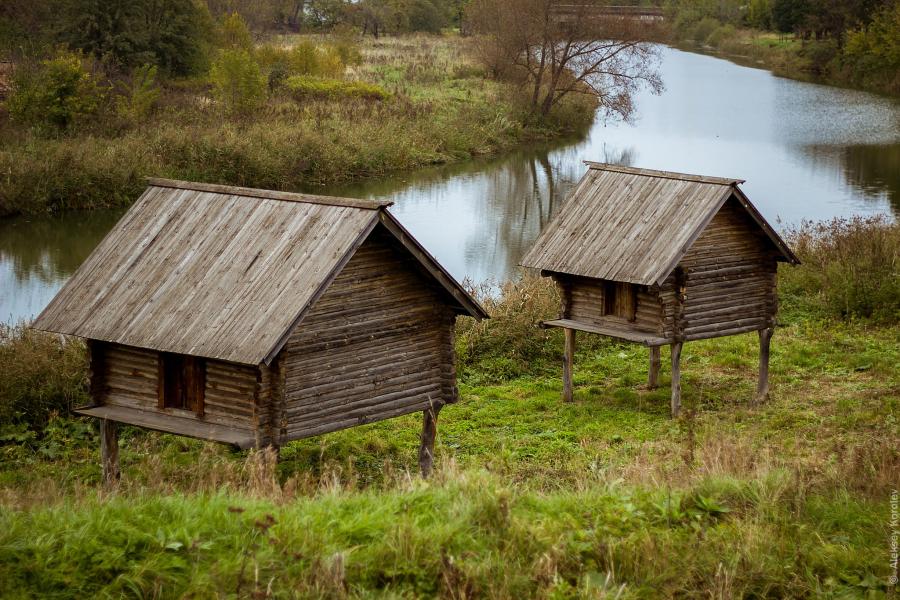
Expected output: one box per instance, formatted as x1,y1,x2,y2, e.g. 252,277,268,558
2,46,898,324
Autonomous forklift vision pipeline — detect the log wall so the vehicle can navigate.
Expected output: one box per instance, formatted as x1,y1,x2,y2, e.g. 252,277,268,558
96,343,260,434
673,198,779,341
278,225,456,442
559,275,665,334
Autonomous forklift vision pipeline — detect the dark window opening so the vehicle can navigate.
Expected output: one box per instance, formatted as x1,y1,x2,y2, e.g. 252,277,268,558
158,353,205,415
603,281,637,322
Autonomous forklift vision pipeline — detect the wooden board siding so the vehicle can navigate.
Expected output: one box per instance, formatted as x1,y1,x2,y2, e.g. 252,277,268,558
675,199,779,341
97,343,258,436
560,275,665,335
279,226,456,442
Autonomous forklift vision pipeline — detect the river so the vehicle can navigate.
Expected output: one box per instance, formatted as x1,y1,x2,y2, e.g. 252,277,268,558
2,46,898,324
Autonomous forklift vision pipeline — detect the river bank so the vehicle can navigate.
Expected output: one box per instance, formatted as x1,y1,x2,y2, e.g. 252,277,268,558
0,34,595,218
670,22,900,97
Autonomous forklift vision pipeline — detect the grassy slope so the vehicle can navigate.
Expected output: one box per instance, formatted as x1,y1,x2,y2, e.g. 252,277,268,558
1,288,897,597
0,35,592,217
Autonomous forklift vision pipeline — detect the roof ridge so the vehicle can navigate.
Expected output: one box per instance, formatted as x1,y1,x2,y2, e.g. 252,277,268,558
583,162,745,186
147,178,392,210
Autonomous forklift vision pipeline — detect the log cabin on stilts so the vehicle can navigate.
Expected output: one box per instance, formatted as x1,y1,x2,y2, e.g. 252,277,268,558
520,163,799,417
32,179,487,486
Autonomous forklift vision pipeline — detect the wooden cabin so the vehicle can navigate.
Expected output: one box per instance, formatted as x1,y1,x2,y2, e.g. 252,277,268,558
520,163,799,417
33,179,487,484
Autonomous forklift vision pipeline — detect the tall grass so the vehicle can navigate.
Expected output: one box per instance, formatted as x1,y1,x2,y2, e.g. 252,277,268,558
0,324,87,430
781,216,900,322
0,219,896,597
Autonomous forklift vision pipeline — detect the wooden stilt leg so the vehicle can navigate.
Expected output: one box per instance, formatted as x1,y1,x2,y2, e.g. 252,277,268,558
562,328,575,402
418,405,441,478
670,342,683,418
755,327,773,405
100,419,120,488
648,346,661,389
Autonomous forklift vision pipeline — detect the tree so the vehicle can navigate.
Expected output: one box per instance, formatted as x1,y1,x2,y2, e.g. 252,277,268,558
6,50,102,130
467,0,663,120
210,48,267,113
62,0,213,75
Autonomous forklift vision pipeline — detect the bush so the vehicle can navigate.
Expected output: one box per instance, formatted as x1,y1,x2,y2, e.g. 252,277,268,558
210,49,267,113
284,76,389,100
0,325,88,431
706,23,737,47
781,216,900,323
219,11,254,51
5,51,102,132
115,64,161,123
455,273,606,382
256,41,345,89
690,17,722,43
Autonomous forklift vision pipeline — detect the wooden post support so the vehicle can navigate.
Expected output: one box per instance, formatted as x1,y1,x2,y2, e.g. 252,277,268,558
755,327,773,405
670,342,683,418
648,346,661,389
418,405,441,478
100,419,120,487
562,328,576,402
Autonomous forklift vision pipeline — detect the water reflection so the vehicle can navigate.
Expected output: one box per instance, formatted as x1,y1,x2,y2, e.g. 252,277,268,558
0,210,124,323
1,46,898,323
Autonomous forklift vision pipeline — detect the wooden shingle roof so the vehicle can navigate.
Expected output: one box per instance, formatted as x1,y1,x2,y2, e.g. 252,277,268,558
34,179,486,365
520,163,798,285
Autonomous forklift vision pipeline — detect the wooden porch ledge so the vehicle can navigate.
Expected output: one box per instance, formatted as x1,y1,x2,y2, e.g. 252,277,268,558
75,405,256,449
540,319,671,347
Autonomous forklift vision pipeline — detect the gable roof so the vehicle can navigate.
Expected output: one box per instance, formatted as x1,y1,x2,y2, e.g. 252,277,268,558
520,163,798,285
33,179,486,365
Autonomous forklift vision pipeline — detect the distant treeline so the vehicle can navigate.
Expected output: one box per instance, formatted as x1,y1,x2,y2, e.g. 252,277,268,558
0,0,464,64
667,0,900,93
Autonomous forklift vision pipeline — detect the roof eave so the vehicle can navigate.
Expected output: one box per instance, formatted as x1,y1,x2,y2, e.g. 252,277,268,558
378,210,490,320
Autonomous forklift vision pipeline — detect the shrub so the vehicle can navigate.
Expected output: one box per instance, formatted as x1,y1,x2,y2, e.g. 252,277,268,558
706,23,737,47
284,76,389,100
256,41,345,88
690,17,722,43
0,325,88,431
329,26,364,66
115,64,161,123
210,49,267,113
781,216,900,323
219,11,254,51
455,273,604,382
5,51,102,131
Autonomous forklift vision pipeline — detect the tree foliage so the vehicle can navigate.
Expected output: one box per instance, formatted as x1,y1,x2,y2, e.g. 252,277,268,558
58,0,214,75
467,0,663,119
5,50,102,131
210,48,267,113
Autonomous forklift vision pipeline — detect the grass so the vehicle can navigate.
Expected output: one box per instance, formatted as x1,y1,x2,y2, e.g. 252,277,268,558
1,219,898,596
0,35,594,217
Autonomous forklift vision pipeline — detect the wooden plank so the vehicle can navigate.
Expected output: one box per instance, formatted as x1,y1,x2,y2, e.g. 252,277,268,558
76,405,254,447
542,319,670,346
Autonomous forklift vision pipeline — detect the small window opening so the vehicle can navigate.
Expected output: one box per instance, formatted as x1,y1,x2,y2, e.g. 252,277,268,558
158,353,205,415
603,281,637,322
